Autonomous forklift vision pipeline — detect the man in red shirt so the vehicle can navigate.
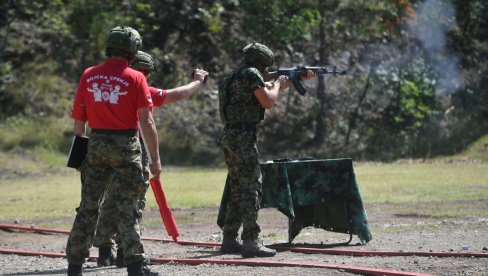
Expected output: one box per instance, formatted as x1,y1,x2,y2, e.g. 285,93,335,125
67,26,159,276
93,50,208,267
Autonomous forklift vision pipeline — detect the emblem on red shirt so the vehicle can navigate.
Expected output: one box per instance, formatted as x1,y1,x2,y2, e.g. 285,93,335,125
87,82,128,104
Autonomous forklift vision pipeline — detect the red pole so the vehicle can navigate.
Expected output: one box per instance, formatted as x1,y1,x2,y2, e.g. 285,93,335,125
150,178,180,242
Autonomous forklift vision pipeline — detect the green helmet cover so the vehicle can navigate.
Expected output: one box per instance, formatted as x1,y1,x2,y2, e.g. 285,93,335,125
243,42,274,67
131,51,155,72
105,26,142,56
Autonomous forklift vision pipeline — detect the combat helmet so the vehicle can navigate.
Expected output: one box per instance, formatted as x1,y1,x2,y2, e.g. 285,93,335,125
105,26,142,58
243,42,274,68
131,51,155,73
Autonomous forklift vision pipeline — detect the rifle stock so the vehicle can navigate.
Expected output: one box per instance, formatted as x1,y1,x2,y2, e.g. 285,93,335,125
265,66,346,95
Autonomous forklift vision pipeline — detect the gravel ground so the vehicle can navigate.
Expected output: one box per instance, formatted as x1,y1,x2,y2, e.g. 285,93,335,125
1,203,488,276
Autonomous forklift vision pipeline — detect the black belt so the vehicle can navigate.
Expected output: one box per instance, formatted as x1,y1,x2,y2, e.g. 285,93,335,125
91,128,138,136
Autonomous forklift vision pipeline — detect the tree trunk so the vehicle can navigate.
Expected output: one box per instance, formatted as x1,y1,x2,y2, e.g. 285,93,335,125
344,65,375,147
310,1,329,148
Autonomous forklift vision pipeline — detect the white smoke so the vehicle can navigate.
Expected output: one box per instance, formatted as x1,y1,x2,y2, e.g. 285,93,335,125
409,0,461,94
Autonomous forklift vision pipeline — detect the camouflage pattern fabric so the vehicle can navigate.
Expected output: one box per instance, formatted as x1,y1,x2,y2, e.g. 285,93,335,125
93,138,150,249
92,180,119,249
220,123,262,240
218,158,373,244
219,66,266,124
66,133,147,265
225,66,264,107
106,26,141,55
218,65,267,241
243,42,274,67
131,51,155,72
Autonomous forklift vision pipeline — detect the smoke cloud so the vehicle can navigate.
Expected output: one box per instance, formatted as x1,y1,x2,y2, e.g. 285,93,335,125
409,0,461,94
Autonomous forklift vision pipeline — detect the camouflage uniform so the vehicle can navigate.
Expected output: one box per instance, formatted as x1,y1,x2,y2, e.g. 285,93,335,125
219,66,266,241
67,132,147,265
67,26,159,276
93,139,149,251
93,51,155,264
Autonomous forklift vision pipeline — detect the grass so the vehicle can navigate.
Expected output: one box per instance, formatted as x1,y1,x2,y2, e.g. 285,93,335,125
0,167,227,221
1,149,487,228
160,167,227,207
443,134,488,162
0,174,79,221
1,116,486,225
0,115,72,152
355,162,488,204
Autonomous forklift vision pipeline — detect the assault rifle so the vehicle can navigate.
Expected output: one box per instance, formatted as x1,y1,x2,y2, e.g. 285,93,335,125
265,66,346,95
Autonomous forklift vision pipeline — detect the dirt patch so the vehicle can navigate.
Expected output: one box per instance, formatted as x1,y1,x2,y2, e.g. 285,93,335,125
1,200,488,276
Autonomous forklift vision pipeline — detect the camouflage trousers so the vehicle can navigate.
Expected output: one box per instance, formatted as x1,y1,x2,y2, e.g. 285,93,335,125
93,138,150,249
220,124,262,241
66,133,147,266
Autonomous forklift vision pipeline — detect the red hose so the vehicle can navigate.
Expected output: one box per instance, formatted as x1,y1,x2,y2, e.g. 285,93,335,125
270,245,488,258
0,247,434,276
1,223,487,258
0,223,70,234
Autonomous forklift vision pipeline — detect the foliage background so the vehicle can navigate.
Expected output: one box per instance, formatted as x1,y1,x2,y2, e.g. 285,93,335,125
0,0,486,165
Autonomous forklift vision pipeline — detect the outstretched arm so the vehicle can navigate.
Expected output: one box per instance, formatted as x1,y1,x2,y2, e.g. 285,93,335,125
162,69,209,105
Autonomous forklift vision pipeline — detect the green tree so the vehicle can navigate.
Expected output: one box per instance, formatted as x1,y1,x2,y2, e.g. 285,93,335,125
446,0,488,153
259,0,399,159
0,0,71,117
0,0,486,164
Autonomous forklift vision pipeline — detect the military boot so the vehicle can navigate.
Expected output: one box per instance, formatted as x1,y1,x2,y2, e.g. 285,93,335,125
241,239,277,258
97,247,115,267
114,247,126,268
127,259,159,276
67,263,82,276
220,236,242,254
116,248,150,268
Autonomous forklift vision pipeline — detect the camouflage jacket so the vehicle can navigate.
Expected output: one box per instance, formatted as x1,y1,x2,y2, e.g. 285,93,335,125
218,65,266,124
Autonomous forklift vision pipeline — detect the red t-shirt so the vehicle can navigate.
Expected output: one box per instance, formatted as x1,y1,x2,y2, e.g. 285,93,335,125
149,86,167,108
71,60,153,129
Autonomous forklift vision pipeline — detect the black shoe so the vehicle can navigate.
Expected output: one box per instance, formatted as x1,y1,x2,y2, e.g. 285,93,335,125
67,263,82,276
127,259,159,276
115,248,126,268
241,239,276,258
220,236,242,254
115,248,150,268
97,247,115,267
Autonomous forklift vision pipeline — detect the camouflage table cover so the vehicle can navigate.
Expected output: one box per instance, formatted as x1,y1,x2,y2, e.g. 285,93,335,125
218,158,372,244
